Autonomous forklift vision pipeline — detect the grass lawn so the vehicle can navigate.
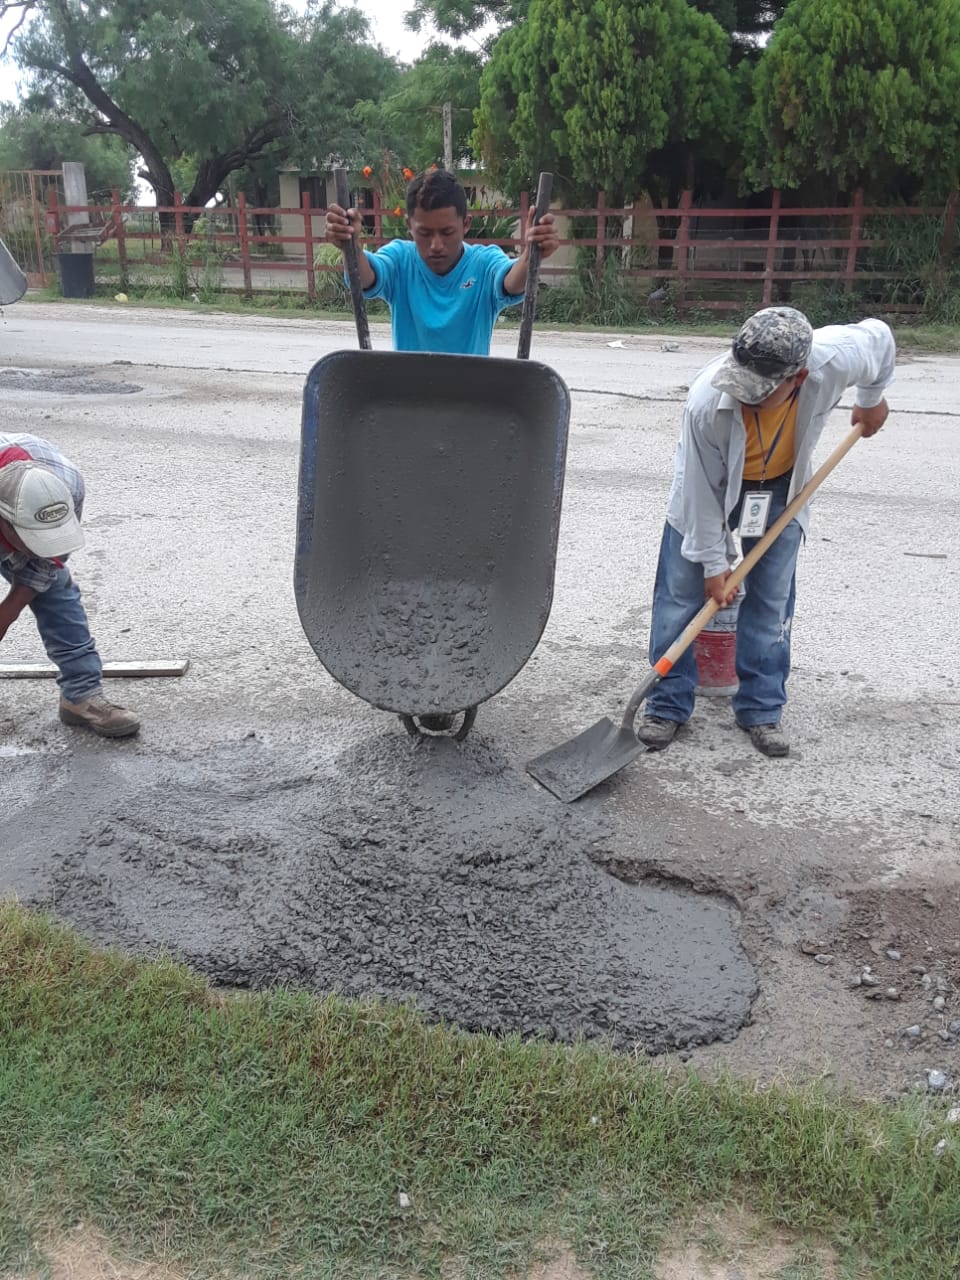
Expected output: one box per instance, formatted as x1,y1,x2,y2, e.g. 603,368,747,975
2,903,958,1279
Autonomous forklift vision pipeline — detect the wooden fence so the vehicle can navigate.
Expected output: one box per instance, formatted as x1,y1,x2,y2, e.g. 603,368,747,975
42,184,960,313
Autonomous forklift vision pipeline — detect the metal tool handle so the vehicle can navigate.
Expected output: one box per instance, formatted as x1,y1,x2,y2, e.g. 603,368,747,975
334,168,372,351
620,421,867,729
516,172,553,361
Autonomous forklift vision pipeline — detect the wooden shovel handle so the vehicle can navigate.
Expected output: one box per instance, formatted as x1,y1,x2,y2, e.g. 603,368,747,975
655,422,866,677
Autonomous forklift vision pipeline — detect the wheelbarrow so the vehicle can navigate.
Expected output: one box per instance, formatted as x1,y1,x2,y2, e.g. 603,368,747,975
0,237,28,306
294,172,570,740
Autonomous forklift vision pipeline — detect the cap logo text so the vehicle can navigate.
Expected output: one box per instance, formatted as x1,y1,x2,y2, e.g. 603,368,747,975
34,502,69,523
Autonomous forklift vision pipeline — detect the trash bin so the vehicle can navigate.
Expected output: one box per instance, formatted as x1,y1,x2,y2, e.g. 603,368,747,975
57,252,95,299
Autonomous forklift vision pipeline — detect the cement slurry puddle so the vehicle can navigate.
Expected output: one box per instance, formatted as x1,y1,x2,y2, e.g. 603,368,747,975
13,734,756,1053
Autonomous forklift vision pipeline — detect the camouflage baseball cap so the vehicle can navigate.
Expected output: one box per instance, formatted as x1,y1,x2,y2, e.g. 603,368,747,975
711,306,814,404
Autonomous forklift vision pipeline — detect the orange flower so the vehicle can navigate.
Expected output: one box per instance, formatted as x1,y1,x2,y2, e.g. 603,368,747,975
394,205,403,216
402,167,414,180
362,165,372,178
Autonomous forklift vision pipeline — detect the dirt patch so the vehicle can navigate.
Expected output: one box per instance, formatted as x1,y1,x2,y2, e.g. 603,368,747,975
527,1243,592,1280
655,1208,840,1280
18,1227,187,1280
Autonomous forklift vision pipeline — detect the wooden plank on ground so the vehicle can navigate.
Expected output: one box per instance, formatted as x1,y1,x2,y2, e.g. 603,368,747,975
0,660,190,679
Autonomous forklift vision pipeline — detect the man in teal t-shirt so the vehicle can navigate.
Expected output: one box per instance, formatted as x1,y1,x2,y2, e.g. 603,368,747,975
325,169,559,355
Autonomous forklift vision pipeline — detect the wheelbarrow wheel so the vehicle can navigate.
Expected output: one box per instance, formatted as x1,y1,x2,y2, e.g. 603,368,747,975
400,707,478,741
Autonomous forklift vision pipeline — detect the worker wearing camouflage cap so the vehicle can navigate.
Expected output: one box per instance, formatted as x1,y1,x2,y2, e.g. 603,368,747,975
639,306,895,757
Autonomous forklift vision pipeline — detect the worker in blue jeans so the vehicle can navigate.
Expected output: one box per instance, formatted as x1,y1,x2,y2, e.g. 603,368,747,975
639,307,895,758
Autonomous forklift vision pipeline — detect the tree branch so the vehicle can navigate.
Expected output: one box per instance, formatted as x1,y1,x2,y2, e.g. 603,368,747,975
1,1,36,56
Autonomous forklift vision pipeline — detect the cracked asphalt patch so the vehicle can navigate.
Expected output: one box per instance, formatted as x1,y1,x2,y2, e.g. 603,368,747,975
20,735,756,1054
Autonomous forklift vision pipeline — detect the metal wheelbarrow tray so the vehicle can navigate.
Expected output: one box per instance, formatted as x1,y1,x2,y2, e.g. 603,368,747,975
295,347,570,734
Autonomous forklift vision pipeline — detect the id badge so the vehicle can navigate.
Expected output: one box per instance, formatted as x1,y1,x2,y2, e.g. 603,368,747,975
738,491,772,538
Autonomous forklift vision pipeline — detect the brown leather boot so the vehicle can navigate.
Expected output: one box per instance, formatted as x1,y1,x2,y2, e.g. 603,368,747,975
59,693,140,739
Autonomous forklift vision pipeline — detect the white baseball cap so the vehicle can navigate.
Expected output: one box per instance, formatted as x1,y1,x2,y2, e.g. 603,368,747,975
0,459,84,557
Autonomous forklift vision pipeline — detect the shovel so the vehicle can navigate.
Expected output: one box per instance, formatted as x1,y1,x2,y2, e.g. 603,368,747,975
526,421,867,801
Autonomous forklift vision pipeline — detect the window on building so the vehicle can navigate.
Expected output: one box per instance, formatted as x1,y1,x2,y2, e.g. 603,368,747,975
299,176,327,210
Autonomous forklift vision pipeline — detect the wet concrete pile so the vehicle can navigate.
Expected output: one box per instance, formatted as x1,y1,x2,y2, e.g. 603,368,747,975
31,733,756,1053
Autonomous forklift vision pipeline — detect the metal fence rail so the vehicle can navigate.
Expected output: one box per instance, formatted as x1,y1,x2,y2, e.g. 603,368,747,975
31,183,960,312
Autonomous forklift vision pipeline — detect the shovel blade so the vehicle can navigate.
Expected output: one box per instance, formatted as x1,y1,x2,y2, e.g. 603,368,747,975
525,716,646,802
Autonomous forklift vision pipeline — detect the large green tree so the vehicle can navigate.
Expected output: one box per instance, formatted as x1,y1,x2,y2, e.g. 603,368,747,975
0,96,134,199
474,0,736,203
2,0,396,212
744,0,960,197
406,0,785,53
355,44,483,172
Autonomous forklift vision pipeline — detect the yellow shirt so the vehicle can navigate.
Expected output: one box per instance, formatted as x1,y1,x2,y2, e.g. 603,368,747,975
741,394,798,482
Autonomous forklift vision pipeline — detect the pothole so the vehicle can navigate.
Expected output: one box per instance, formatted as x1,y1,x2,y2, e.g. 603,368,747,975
31,736,757,1052
0,366,142,395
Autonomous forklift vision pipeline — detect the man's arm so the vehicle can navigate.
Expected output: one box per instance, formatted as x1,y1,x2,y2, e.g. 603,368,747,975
837,318,896,438
0,582,37,643
503,209,560,296
324,203,377,290
679,402,732,548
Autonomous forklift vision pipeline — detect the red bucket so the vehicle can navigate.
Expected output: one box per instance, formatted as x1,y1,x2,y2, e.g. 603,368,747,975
695,586,742,696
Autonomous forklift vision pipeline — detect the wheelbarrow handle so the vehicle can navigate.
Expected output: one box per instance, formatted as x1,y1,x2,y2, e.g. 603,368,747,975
621,421,867,729
517,172,553,361
334,168,373,352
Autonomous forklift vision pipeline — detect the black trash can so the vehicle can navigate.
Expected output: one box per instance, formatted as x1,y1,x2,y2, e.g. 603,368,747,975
57,252,95,299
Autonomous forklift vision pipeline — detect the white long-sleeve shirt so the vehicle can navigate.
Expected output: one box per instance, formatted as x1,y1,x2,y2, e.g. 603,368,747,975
664,318,896,577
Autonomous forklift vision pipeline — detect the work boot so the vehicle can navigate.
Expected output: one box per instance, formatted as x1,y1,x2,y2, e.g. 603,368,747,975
740,722,789,758
59,693,140,739
637,715,681,750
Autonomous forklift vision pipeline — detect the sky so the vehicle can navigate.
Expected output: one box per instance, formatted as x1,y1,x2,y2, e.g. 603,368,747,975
0,0,484,106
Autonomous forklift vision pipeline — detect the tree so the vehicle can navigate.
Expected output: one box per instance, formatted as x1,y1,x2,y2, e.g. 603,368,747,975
0,97,134,199
355,44,483,172
474,0,736,204
406,0,785,53
2,0,396,215
743,0,960,197
405,0,528,41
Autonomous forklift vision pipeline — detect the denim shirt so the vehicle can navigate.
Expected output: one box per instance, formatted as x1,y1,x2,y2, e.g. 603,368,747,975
664,319,896,577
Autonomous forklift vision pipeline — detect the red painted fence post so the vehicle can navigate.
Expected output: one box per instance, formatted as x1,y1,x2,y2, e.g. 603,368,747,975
675,189,692,311
762,188,781,307
844,188,864,294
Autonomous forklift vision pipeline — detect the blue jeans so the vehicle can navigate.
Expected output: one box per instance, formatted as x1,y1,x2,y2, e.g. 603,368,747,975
1,564,103,702
645,473,802,727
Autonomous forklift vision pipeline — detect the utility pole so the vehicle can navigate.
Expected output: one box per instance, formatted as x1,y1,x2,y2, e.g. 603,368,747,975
442,101,453,172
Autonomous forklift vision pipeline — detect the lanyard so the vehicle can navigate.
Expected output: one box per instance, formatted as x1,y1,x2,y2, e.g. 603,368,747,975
752,389,797,483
